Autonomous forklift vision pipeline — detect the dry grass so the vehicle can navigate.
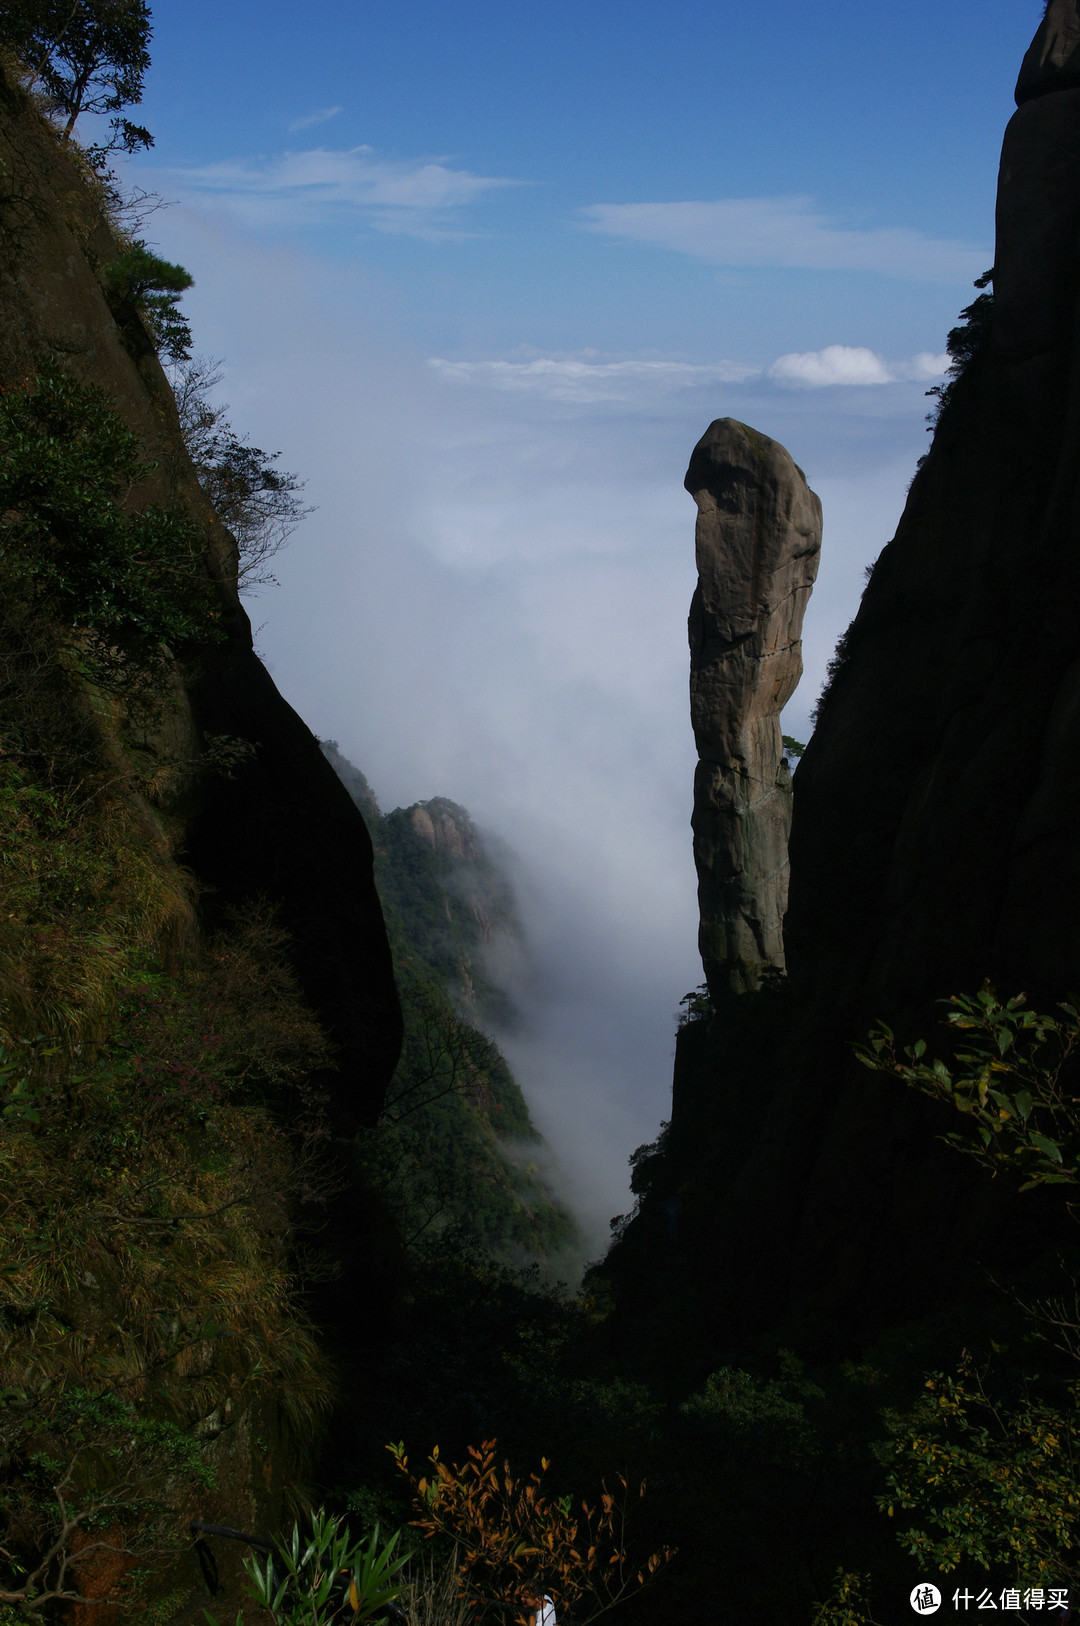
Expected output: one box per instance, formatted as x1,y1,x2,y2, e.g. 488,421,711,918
395,1549,475,1626
0,567,341,1616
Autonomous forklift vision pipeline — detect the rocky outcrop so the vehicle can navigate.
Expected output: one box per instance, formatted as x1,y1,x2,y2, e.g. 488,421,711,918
602,3,1080,1357
408,798,483,861
785,2,1080,1014
686,420,821,996
0,59,402,1607
0,59,401,1132
1015,0,1080,102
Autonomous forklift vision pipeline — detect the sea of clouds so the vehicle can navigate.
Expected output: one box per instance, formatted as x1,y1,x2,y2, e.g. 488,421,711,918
137,186,951,1256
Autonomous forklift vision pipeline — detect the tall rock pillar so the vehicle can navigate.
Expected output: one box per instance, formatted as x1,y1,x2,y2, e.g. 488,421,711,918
686,419,821,997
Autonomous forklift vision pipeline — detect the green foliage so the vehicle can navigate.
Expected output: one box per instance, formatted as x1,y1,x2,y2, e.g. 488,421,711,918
627,1122,669,1199
2,0,153,156
679,1350,824,1468
0,363,219,673
358,983,570,1259
0,1383,213,1616
101,243,193,361
924,268,994,432
811,617,856,725
782,734,806,760
323,746,579,1275
878,1359,1080,1583
0,614,340,1620
218,1508,410,1626
811,1569,882,1626
855,983,1080,1190
675,984,712,1028
854,986,1080,1595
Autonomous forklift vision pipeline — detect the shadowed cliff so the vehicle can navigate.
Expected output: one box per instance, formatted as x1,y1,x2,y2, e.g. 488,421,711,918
0,53,402,1616
0,55,401,1132
601,1,1080,1365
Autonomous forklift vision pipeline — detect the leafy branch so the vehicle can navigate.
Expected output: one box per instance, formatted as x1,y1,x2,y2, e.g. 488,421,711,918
389,1438,674,1625
854,983,1080,1190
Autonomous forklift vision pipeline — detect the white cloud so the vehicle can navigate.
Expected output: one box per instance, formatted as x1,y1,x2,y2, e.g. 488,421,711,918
768,344,950,388
429,353,761,405
144,205,944,1248
581,196,988,284
159,146,518,237
905,350,951,380
431,347,949,402
769,345,893,386
287,106,343,133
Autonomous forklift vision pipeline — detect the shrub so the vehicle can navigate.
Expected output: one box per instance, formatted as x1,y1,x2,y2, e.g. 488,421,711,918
206,1508,411,1626
101,243,193,361
0,362,219,676
389,1438,674,1625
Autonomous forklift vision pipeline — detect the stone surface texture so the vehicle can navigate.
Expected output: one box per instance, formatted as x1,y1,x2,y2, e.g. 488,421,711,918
1015,0,1080,102
686,419,821,996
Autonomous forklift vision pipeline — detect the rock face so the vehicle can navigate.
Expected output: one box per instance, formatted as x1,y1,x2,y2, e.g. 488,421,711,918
602,3,1080,1356
686,420,821,996
786,2,1080,1014
1015,0,1080,102
0,61,401,1132
408,798,483,861
0,59,403,1594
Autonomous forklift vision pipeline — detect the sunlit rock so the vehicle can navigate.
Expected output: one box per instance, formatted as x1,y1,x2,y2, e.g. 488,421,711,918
685,418,821,997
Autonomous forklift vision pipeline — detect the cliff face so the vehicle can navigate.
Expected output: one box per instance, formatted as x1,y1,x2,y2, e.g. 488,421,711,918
604,3,1080,1357
787,0,1080,1014
0,60,401,1615
0,60,400,1131
686,420,821,997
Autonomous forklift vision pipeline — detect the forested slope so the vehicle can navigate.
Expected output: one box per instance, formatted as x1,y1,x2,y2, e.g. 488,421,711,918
323,742,578,1276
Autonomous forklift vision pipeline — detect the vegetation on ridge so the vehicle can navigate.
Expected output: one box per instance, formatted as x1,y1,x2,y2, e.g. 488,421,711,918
0,559,340,1613
323,742,578,1276
1,0,153,159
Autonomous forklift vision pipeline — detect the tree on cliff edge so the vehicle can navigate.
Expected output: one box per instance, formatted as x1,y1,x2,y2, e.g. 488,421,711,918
0,0,153,155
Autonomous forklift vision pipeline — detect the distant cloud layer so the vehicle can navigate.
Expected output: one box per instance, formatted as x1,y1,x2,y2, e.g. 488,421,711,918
581,196,988,284
429,354,760,404
164,145,518,237
431,347,949,403
768,345,949,387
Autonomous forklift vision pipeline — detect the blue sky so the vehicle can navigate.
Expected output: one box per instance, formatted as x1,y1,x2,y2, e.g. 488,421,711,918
113,0,1042,1251
137,0,1028,359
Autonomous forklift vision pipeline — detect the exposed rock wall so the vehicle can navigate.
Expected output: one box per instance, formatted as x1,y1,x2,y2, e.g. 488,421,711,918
0,59,401,1131
786,3,1080,1013
603,4,1080,1355
0,60,402,1602
686,420,821,996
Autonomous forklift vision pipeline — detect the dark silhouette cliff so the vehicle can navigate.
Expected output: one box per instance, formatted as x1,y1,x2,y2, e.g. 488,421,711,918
788,0,1080,1017
602,1,1080,1366
0,56,400,1131
0,54,401,1617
